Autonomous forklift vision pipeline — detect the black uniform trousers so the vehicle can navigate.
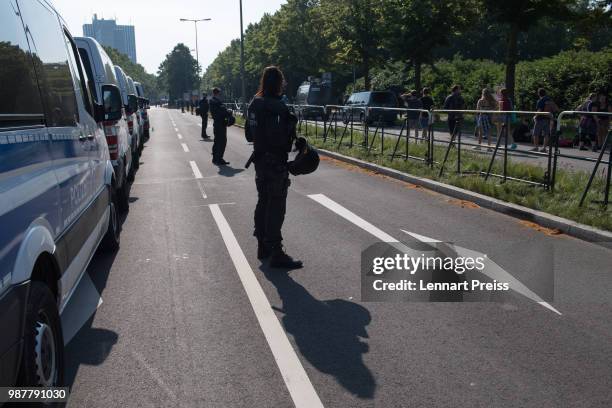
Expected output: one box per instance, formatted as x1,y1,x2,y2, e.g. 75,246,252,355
201,114,208,138
212,124,227,161
254,157,290,246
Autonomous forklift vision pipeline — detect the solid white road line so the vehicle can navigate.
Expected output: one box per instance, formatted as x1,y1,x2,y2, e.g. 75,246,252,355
177,133,183,140
189,160,203,179
208,204,324,408
181,143,189,152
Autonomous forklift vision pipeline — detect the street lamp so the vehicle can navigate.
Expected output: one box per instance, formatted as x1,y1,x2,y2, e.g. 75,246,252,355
179,17,211,75
239,0,246,104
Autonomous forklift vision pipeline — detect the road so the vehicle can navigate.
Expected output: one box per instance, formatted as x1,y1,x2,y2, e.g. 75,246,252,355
64,107,612,408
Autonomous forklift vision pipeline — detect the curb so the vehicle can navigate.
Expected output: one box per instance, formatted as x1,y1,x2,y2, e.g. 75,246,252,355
317,148,612,247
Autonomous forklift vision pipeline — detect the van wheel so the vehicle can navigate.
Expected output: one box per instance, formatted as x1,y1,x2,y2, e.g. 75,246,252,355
18,282,64,390
117,175,130,213
101,186,120,252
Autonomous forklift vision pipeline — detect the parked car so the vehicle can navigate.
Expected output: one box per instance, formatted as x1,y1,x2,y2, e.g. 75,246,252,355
76,36,131,212
114,66,141,177
343,91,398,125
126,76,144,150
0,0,122,388
134,81,150,140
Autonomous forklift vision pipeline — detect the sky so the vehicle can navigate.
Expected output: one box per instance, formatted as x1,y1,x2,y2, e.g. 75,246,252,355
51,0,286,74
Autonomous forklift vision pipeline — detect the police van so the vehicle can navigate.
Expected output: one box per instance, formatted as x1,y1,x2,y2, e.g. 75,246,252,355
294,77,333,120
114,66,142,177
75,36,132,211
0,0,122,388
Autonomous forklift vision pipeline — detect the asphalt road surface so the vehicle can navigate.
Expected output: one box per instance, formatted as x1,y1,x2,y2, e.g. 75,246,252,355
64,108,612,408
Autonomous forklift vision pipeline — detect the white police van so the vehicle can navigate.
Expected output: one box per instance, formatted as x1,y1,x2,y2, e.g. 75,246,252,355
114,65,142,178
75,36,133,212
0,0,122,388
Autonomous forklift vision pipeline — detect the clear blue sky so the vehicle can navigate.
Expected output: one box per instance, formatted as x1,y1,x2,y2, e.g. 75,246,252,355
52,0,286,74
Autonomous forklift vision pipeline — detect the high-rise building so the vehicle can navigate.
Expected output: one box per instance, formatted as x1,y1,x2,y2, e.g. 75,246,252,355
83,14,137,63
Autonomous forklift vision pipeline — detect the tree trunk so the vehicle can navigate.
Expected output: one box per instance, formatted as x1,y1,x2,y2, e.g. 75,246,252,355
363,53,371,91
505,24,519,103
414,60,422,92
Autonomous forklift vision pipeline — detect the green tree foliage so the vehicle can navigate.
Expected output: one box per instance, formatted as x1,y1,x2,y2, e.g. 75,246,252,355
202,0,610,106
379,0,478,91
157,43,199,102
482,0,577,101
103,46,160,101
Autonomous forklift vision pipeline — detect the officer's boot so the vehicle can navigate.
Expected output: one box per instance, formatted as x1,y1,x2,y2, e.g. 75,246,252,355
257,239,271,260
269,245,303,269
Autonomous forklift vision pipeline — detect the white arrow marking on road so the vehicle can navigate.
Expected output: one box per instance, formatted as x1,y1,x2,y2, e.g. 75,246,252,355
181,143,189,152
209,204,324,408
189,161,203,179
401,230,562,315
308,193,561,315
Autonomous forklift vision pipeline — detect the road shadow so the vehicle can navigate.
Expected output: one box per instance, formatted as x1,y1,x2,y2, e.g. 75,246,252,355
217,165,244,177
261,265,376,399
63,212,127,389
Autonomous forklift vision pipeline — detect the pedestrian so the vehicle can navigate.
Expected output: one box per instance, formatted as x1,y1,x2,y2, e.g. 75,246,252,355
209,88,231,165
419,87,434,139
443,85,465,136
402,90,423,141
576,93,599,151
474,88,497,150
531,88,558,153
498,88,518,150
595,91,610,151
199,94,210,139
245,66,302,269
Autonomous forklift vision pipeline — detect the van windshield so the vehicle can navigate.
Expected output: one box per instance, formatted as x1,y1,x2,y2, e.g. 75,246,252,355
370,92,396,107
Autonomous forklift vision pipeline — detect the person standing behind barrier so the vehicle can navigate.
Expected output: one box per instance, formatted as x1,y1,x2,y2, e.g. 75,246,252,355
595,92,610,151
577,93,599,151
199,94,210,139
475,88,497,150
531,88,558,153
498,88,518,150
245,66,302,269
419,88,434,139
209,88,231,165
403,90,423,140
443,85,465,136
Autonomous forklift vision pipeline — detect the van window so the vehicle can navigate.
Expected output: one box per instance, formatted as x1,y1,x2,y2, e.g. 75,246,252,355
64,30,93,116
18,0,78,127
370,92,396,107
0,0,44,128
78,48,97,102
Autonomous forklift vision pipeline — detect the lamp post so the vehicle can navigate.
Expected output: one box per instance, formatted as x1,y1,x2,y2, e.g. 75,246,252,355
179,17,211,76
239,0,246,105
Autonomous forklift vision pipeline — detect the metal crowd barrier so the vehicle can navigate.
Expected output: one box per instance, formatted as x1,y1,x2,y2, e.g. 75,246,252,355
555,111,612,207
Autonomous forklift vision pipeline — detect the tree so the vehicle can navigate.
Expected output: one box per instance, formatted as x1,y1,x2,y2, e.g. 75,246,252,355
320,0,381,90
380,0,478,91
483,0,577,101
103,46,160,102
157,43,199,102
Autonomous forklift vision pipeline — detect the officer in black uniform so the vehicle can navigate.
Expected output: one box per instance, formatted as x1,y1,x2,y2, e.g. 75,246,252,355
199,94,210,139
209,88,230,165
245,66,302,269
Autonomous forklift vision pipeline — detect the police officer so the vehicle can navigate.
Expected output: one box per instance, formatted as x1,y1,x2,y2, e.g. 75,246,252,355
245,66,302,269
199,94,210,139
209,88,230,165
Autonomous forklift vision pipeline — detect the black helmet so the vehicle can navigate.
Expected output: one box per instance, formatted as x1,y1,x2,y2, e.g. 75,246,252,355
288,137,319,176
226,114,236,127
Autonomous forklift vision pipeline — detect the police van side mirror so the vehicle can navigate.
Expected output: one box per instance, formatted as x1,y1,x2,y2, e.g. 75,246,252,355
99,84,123,122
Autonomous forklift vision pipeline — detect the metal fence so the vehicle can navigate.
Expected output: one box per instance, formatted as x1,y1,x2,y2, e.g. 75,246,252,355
287,103,611,208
